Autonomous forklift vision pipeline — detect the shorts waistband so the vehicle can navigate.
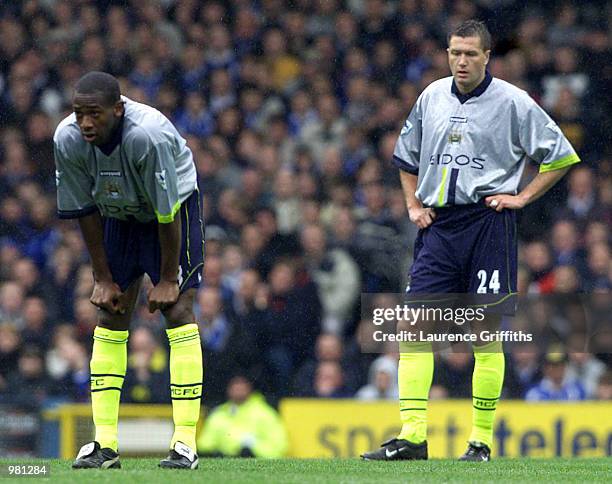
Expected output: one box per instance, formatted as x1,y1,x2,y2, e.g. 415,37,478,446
425,198,487,211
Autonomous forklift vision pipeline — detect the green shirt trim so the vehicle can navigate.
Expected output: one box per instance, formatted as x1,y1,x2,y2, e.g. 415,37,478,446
155,200,181,223
539,153,581,173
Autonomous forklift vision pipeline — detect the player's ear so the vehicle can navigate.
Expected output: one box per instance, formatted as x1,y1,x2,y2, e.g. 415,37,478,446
484,50,491,65
113,100,125,117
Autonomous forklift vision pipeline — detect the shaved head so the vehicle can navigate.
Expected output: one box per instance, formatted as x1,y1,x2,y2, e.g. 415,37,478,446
74,71,121,106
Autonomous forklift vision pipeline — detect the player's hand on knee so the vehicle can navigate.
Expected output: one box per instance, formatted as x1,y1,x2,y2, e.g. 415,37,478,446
485,194,527,212
409,207,436,229
147,280,180,313
91,280,125,314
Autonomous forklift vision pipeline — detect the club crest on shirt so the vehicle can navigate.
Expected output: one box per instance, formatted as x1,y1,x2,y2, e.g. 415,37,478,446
105,181,121,199
448,132,462,143
155,169,167,190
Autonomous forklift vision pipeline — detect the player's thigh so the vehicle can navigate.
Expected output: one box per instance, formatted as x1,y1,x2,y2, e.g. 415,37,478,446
405,229,462,339
407,228,462,294
98,276,143,331
163,288,197,328
466,210,517,303
103,216,145,292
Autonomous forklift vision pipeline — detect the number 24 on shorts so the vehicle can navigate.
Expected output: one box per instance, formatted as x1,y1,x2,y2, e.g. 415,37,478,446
477,269,500,294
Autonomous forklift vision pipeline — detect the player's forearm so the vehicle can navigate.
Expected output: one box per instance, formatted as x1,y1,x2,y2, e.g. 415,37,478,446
158,215,182,282
399,170,422,210
517,167,571,206
78,211,114,283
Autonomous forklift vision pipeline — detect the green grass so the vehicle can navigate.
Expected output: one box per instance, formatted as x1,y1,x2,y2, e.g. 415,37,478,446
1,458,610,483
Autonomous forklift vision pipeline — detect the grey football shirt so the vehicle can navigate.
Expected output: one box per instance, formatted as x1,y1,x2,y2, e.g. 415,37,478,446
393,73,581,207
54,96,197,223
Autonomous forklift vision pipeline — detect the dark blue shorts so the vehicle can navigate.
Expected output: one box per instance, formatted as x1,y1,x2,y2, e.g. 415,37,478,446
407,201,517,315
103,189,205,293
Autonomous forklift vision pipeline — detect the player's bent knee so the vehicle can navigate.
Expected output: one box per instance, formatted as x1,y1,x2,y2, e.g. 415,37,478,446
163,288,196,328
97,309,131,332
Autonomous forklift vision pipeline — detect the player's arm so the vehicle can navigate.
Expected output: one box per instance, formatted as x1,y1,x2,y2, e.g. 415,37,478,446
135,138,183,312
78,211,125,314
54,134,124,313
485,167,570,211
148,214,182,312
394,95,435,228
400,171,436,229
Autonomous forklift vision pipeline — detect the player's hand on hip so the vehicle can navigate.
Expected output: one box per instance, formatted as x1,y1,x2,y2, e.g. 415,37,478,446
91,280,125,315
409,206,436,229
147,280,180,313
485,194,527,212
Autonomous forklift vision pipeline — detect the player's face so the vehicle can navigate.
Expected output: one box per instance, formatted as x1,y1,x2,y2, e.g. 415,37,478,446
73,93,124,145
447,35,490,93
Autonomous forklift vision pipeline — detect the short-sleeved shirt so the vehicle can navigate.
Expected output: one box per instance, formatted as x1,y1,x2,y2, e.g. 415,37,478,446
393,73,581,207
54,96,197,223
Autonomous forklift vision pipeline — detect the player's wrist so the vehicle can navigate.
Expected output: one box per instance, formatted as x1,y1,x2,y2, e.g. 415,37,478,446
159,277,180,286
93,271,114,284
516,192,530,207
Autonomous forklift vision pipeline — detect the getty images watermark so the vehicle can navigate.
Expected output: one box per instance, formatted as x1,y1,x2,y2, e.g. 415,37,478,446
371,303,533,344
360,293,611,354
358,293,546,353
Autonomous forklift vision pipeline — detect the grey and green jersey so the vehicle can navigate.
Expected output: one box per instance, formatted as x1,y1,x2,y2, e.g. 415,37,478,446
54,96,197,223
393,73,580,207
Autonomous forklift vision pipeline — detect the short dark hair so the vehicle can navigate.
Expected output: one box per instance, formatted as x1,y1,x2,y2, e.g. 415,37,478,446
447,20,492,51
74,71,121,106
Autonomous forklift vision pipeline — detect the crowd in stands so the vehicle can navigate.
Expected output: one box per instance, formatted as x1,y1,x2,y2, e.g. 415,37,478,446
0,0,610,411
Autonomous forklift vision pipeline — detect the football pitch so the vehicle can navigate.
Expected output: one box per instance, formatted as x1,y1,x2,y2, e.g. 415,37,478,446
2,458,610,483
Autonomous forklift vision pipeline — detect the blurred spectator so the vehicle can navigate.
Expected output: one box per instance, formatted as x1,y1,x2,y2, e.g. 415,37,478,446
311,361,352,398
356,354,399,400
522,241,555,293
0,345,50,410
0,324,21,383
21,296,51,349
300,223,360,334
301,94,347,165
196,286,258,406
505,342,543,399
431,346,474,398
555,167,597,222
595,371,612,400
0,281,25,327
174,92,215,138
294,333,363,397
551,220,586,275
197,375,288,458
566,334,606,399
50,335,89,402
123,326,170,404
526,349,586,401
584,242,611,291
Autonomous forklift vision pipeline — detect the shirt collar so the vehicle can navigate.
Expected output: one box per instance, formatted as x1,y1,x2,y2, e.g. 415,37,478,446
451,71,492,104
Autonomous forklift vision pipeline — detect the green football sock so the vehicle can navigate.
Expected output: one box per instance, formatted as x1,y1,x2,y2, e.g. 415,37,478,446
397,342,433,444
470,340,504,449
90,326,128,452
167,323,203,451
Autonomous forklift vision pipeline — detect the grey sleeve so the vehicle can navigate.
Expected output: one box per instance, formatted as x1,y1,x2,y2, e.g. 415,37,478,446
392,96,423,175
138,142,181,223
518,98,581,173
54,142,96,219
